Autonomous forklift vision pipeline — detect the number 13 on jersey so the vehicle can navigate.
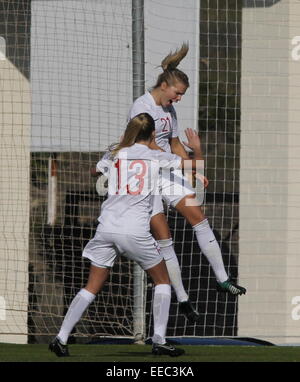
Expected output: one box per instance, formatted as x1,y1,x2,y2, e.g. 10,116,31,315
114,159,149,195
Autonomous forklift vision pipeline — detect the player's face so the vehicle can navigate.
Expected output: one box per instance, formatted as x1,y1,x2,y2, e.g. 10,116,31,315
161,81,187,107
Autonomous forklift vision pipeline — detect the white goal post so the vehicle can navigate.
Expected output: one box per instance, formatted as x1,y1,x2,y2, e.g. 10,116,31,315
0,45,30,345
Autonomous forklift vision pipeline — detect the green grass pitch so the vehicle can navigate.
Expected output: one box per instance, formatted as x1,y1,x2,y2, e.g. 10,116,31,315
0,343,300,362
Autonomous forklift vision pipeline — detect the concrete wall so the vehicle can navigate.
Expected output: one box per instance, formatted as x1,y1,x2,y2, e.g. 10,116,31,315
239,0,300,344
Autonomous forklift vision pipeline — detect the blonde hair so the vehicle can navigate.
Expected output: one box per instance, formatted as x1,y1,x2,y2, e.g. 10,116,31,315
111,113,155,156
153,43,190,89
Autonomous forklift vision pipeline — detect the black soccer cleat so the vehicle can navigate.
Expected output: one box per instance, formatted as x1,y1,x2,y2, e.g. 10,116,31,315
152,342,185,357
49,337,70,357
179,300,200,323
217,278,246,296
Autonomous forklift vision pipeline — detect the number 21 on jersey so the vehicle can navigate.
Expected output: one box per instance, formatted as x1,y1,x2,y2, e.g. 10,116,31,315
161,117,171,132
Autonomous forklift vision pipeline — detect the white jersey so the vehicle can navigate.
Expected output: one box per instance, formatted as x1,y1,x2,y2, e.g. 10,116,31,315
128,92,178,152
128,92,196,209
96,143,181,235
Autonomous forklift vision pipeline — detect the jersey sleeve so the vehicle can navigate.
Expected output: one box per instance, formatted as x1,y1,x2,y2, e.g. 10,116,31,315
96,151,113,176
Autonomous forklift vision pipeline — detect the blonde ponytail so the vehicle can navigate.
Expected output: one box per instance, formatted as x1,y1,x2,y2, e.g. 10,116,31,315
161,42,189,71
153,43,190,89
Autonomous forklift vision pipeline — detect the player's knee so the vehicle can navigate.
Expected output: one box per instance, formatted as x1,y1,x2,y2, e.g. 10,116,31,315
182,194,203,208
152,271,170,285
147,261,171,285
150,214,171,240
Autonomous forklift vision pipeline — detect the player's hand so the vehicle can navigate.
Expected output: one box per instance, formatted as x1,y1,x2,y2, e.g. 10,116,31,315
194,172,209,188
90,167,101,177
202,175,209,188
182,128,201,152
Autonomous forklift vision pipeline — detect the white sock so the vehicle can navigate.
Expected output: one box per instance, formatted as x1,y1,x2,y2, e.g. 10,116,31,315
158,239,189,303
193,219,228,283
152,284,171,345
57,288,96,344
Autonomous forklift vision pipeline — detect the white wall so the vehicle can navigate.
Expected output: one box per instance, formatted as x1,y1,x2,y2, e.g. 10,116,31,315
30,0,199,152
239,0,300,345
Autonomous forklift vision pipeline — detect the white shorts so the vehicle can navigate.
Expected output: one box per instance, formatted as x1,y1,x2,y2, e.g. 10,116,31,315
82,228,163,271
151,169,195,217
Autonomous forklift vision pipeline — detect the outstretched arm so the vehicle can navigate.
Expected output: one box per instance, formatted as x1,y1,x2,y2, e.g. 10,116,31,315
181,128,208,188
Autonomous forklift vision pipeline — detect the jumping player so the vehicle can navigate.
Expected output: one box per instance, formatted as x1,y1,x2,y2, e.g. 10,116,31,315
128,43,246,301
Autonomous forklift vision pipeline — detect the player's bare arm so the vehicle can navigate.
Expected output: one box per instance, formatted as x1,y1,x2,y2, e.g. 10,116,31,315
149,139,165,152
170,137,189,159
181,128,208,188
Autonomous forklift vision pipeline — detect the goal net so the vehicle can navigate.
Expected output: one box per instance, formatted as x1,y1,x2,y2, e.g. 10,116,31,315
1,0,299,345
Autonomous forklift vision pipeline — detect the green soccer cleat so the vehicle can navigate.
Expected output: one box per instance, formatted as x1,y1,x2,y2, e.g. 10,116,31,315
152,342,185,357
217,278,246,296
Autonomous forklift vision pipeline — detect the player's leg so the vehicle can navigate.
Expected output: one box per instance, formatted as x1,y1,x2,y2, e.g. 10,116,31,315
85,264,110,294
57,265,110,343
175,194,246,295
151,212,188,302
146,260,184,357
49,265,110,357
49,232,117,357
150,200,199,322
116,233,184,356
